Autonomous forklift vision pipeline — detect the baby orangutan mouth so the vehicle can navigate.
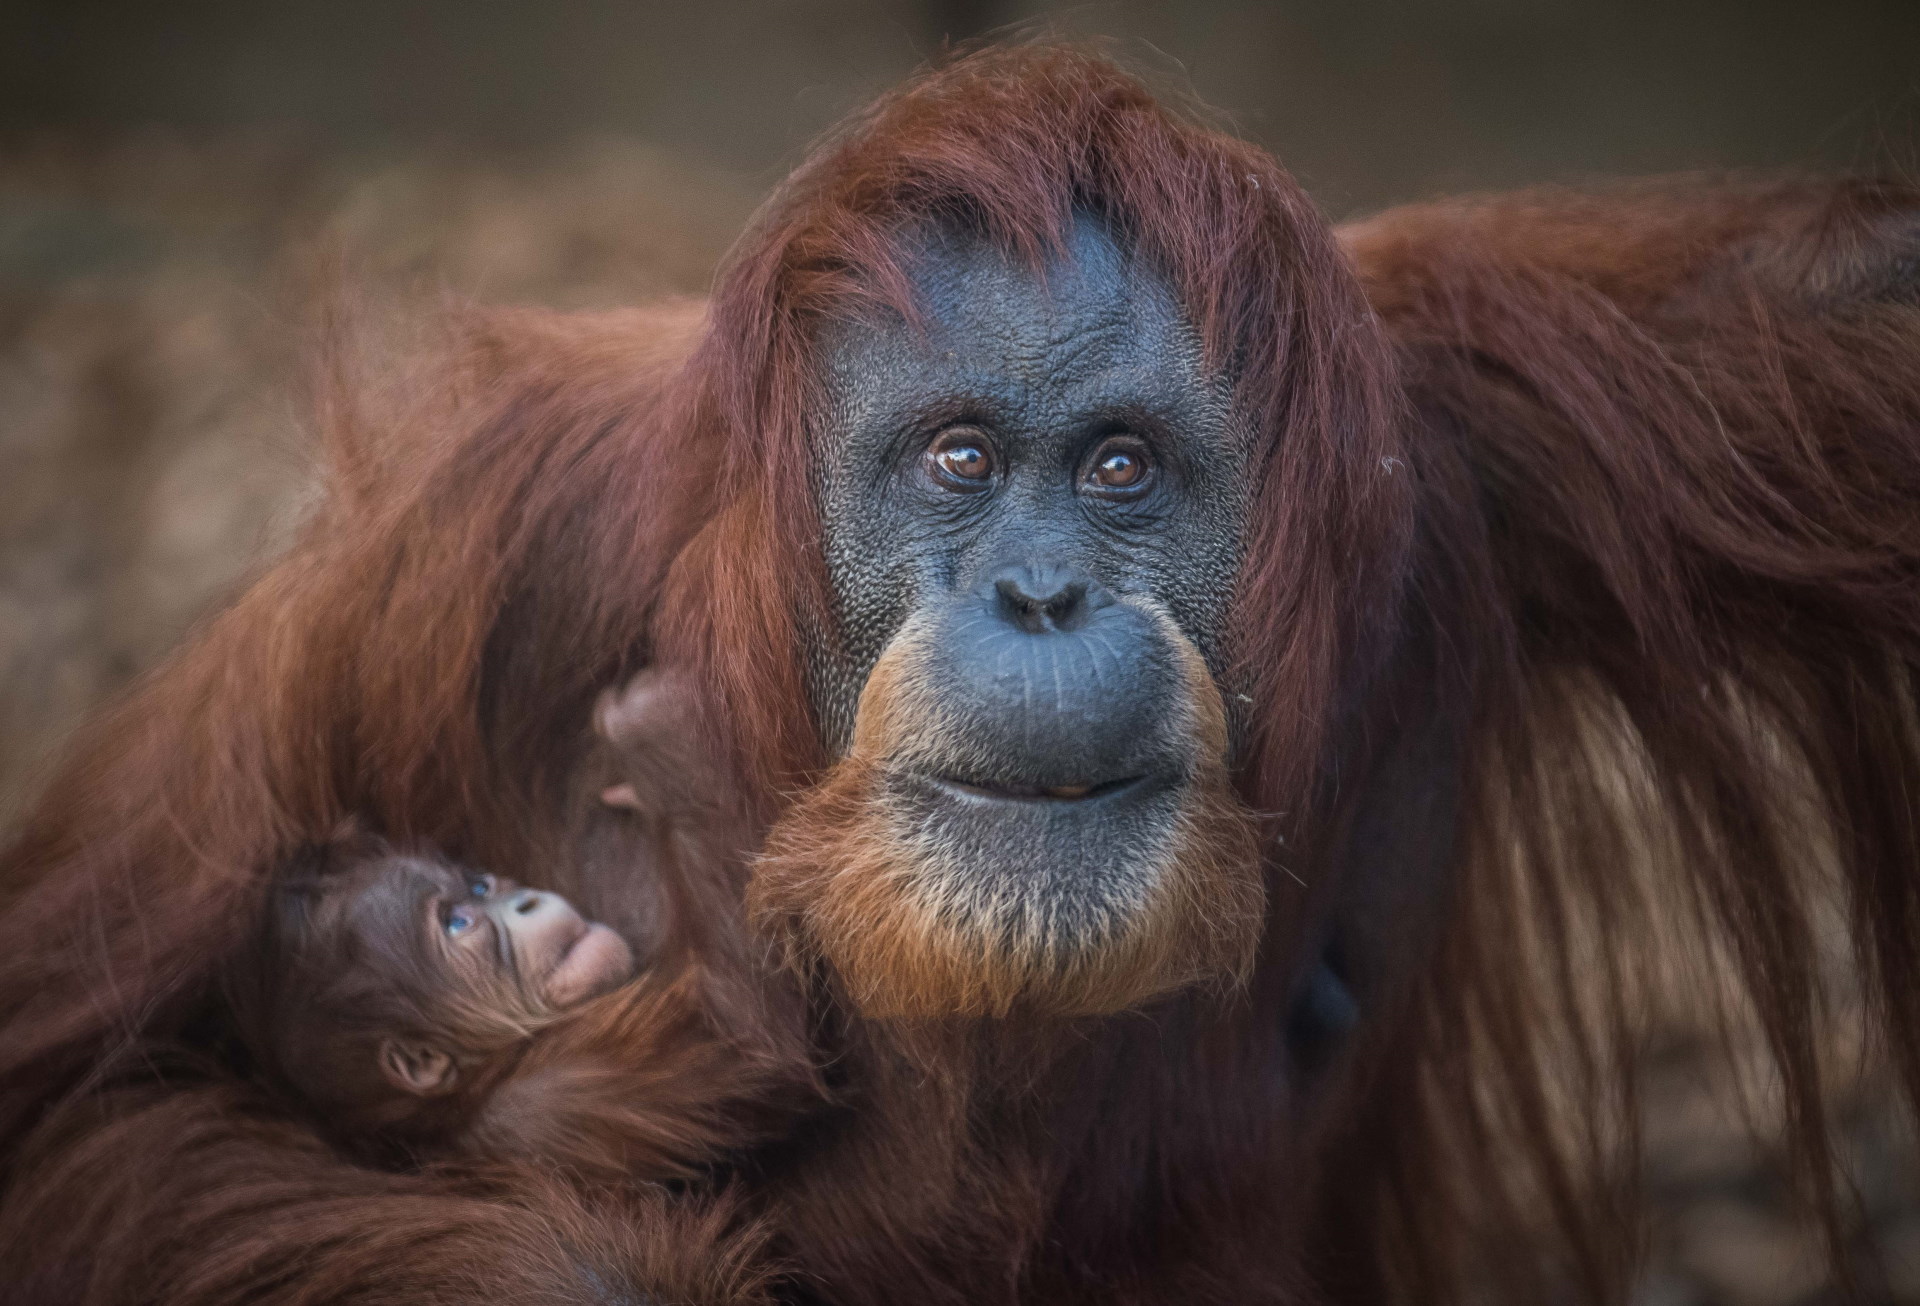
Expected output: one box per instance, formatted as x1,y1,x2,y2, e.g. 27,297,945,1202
542,917,638,1008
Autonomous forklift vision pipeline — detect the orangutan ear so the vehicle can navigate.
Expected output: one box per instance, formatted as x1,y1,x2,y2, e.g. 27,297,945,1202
378,1040,457,1095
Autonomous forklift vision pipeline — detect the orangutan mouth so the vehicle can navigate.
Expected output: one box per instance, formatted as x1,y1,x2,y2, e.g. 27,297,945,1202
928,774,1148,804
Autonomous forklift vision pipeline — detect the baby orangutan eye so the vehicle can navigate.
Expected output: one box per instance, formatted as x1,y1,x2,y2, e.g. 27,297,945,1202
469,875,494,899
445,904,479,937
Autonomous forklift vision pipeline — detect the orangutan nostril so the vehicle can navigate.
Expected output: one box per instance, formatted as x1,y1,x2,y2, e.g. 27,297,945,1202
993,568,1096,634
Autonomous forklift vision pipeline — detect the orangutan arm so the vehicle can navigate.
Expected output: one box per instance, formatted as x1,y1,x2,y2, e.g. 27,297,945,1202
0,1080,776,1306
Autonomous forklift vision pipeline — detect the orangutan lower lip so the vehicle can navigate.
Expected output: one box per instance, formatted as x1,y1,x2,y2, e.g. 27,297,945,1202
930,774,1146,803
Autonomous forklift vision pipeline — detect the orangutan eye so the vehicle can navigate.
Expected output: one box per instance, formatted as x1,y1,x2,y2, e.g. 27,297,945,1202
469,875,494,899
924,429,996,490
1081,436,1154,498
445,905,478,937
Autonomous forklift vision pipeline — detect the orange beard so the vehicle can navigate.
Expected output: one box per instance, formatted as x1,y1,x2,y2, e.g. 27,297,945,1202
749,613,1265,1021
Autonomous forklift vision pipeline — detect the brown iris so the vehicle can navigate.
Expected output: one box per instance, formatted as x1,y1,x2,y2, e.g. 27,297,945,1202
926,429,995,488
1084,437,1152,496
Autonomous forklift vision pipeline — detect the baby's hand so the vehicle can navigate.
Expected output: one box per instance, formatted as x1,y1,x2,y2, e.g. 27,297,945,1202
594,667,725,821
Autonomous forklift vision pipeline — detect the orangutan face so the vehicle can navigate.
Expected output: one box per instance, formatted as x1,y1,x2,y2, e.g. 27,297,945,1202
754,216,1264,1020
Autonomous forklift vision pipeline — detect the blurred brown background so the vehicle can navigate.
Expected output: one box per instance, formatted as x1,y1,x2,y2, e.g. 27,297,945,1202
2,3,1917,1303
8,0,1920,211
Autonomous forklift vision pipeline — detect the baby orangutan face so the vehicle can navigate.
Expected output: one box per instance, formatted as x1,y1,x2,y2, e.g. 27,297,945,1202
314,854,638,1097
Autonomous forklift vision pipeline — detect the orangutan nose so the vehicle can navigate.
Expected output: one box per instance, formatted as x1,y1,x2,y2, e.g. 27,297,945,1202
925,572,1178,786
510,889,545,916
992,565,1109,634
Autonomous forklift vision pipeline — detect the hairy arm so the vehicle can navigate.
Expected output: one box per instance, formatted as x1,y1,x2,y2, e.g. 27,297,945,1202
1333,177,1920,1296
0,1081,777,1306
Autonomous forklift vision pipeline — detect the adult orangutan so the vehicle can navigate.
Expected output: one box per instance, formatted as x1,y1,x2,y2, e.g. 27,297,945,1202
1,42,1917,1306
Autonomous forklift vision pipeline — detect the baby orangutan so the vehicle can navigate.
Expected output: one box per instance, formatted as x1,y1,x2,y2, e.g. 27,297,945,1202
230,673,812,1179
235,841,630,1145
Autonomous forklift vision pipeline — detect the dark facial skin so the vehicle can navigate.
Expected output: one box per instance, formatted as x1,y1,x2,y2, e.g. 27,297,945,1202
328,857,637,1093
807,214,1251,937
814,214,1248,746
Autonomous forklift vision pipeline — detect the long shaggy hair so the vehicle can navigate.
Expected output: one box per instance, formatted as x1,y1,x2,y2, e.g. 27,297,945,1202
1332,177,1920,1299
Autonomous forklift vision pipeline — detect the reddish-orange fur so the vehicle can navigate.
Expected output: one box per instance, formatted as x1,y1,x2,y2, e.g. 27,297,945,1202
0,43,1916,1306
460,969,817,1183
0,1077,779,1305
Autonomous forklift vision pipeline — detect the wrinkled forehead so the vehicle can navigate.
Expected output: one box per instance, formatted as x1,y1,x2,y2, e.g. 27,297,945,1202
905,214,1178,360
820,213,1224,429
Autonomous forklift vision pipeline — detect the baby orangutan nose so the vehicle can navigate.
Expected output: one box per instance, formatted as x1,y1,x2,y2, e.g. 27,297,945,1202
480,876,635,1011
